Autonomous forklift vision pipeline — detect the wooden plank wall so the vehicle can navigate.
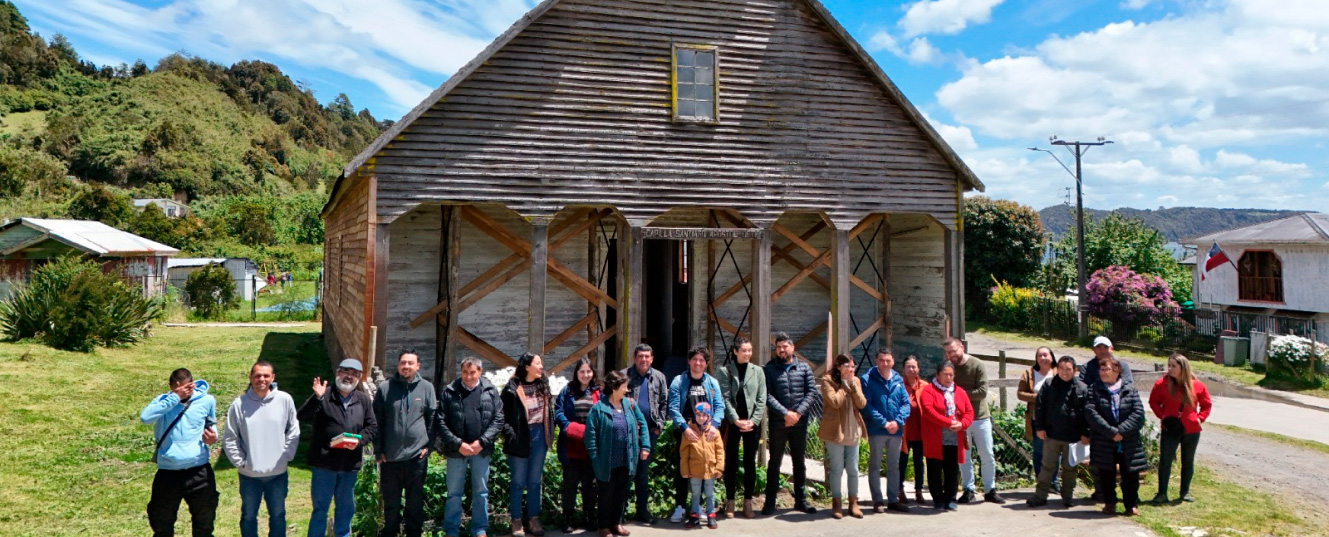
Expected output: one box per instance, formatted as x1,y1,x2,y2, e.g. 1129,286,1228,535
323,176,371,369
382,204,602,380
367,0,961,230
888,213,948,368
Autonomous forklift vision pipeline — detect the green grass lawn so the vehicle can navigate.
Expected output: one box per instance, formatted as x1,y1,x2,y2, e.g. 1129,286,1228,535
0,324,327,536
1133,464,1318,536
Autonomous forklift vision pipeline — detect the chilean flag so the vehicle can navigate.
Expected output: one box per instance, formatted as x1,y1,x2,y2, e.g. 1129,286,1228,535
1202,242,1231,281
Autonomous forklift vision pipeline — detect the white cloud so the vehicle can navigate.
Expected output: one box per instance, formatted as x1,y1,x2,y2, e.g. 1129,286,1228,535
1120,0,1154,9
906,37,943,64
17,0,533,115
924,114,978,152
868,30,902,55
899,0,1005,38
1169,145,1203,174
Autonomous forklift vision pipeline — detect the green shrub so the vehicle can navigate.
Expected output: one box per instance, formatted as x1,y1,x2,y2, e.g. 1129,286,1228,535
0,256,161,351
185,263,237,319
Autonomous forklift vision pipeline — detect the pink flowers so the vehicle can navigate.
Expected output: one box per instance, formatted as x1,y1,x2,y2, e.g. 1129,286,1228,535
1085,265,1180,328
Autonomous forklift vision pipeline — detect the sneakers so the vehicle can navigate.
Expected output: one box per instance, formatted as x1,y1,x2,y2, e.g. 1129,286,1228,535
1182,494,1195,503
871,501,884,514
945,502,958,511
528,518,546,537
684,513,701,529
1149,493,1168,505
1126,507,1141,517
1061,497,1075,508
1025,497,1048,508
985,490,1007,504
886,502,910,513
706,513,718,529
670,506,686,524
958,490,975,504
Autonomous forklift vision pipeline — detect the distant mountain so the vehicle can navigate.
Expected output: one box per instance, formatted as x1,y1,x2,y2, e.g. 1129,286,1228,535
1038,206,1305,242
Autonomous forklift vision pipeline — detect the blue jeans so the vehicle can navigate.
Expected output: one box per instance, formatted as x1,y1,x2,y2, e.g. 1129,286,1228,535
308,468,357,537
239,472,287,537
445,455,492,536
508,426,548,520
960,418,995,492
826,441,861,500
689,478,715,516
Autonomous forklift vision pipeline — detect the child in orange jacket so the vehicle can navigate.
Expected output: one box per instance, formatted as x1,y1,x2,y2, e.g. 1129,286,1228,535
680,402,724,529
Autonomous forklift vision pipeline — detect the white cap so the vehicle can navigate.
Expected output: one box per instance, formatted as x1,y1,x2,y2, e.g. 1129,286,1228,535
1092,336,1113,348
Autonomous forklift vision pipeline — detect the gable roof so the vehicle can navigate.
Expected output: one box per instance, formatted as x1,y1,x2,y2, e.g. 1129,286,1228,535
0,218,179,257
334,0,983,210
1184,213,1329,246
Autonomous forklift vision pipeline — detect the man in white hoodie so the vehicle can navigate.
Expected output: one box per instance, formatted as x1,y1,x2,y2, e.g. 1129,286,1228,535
223,360,300,537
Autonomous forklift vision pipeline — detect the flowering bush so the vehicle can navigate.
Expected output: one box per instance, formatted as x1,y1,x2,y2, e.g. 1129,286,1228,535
483,366,569,395
1267,334,1327,382
1084,265,1180,330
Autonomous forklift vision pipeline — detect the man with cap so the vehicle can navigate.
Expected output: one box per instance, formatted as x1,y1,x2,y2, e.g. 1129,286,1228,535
1078,336,1134,386
300,359,379,537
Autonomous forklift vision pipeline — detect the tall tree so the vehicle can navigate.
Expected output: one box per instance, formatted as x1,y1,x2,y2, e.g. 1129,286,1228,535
962,196,1046,311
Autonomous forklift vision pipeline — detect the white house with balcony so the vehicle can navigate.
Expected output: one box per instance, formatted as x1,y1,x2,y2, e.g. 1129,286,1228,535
1184,213,1329,325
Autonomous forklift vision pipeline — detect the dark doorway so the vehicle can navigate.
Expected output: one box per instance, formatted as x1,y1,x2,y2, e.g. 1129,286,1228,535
643,239,692,379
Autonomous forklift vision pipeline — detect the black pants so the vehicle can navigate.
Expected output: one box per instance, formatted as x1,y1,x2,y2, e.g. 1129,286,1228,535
380,456,428,537
598,467,631,530
926,446,959,508
1098,451,1141,510
764,425,809,505
1158,432,1201,497
148,464,219,537
900,440,926,493
631,432,659,519
724,425,760,501
561,457,599,527
671,428,689,508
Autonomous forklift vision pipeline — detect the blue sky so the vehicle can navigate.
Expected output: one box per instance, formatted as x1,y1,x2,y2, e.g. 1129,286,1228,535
16,0,1329,212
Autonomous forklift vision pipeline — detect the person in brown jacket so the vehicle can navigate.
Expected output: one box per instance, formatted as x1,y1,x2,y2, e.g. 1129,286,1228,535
819,354,868,519
680,402,724,529
1017,347,1056,480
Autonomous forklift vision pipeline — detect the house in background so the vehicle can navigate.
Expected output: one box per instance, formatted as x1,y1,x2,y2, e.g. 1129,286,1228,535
133,198,190,218
1184,213,1329,339
166,257,263,300
0,218,179,298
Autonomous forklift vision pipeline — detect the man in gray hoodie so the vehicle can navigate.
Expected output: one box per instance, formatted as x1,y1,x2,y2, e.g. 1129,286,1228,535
374,350,437,537
223,360,300,537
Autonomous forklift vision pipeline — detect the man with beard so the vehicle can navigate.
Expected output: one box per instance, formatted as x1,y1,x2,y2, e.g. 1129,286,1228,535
761,332,820,515
300,359,378,537
374,350,438,537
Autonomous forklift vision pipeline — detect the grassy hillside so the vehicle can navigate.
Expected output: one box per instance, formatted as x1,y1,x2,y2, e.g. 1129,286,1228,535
0,324,327,536
1040,205,1305,242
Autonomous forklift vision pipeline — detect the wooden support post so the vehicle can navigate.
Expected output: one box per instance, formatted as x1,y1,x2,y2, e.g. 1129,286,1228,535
879,216,893,351
943,227,959,339
706,222,716,354
620,225,644,367
372,223,390,373
831,228,851,357
956,222,967,338
529,221,549,355
999,349,1008,411
587,210,600,365
752,229,772,364
436,206,460,385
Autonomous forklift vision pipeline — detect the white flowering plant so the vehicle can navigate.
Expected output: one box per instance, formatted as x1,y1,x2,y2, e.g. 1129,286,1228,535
483,366,570,395
1267,334,1327,382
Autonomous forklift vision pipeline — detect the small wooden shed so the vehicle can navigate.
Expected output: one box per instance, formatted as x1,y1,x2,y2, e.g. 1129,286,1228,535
0,218,178,298
322,0,983,382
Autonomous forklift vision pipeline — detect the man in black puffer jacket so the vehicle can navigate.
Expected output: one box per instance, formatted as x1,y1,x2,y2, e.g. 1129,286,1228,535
300,359,378,537
761,332,821,516
436,358,505,537
1026,356,1088,508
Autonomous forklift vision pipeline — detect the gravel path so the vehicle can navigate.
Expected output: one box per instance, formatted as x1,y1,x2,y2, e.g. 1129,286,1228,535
1193,426,1329,526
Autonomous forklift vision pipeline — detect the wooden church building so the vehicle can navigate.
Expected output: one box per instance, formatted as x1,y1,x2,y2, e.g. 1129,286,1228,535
321,0,984,384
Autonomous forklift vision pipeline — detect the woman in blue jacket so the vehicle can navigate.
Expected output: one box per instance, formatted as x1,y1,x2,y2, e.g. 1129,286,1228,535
585,370,651,537
860,350,912,513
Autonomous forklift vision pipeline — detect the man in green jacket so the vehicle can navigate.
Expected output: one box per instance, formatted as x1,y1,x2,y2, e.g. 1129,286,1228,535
944,338,1005,505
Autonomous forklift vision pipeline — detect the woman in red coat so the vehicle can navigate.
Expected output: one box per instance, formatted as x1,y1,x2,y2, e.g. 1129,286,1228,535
898,355,927,504
919,361,974,511
1148,354,1212,504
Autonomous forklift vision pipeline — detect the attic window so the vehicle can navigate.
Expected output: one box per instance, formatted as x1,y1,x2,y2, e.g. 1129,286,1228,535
673,44,718,123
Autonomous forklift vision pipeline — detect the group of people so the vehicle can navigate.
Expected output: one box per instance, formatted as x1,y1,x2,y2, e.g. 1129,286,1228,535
1013,336,1213,515
139,333,1213,537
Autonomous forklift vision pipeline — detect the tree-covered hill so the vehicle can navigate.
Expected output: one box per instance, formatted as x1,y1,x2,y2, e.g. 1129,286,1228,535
1038,205,1305,242
0,0,388,271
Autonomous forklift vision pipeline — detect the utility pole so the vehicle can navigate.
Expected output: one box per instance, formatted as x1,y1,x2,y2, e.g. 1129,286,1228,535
1030,136,1113,341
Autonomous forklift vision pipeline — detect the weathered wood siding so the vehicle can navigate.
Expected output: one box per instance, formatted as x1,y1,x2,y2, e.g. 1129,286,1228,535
366,0,961,229
385,204,443,373
323,175,372,368
888,213,947,365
